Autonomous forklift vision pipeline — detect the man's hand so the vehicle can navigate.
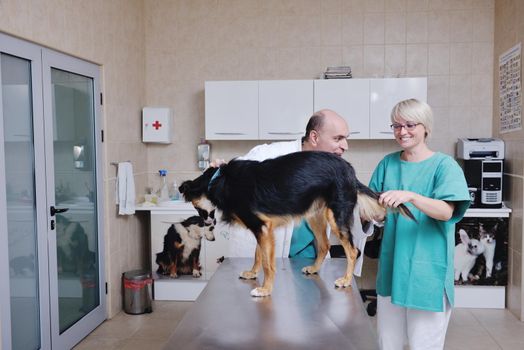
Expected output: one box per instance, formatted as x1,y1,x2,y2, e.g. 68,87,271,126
209,159,226,167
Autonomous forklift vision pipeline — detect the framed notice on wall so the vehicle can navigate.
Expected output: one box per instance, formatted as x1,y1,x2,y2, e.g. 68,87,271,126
499,43,522,133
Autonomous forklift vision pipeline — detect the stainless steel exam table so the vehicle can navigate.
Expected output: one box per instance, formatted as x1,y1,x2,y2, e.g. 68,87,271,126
164,258,379,350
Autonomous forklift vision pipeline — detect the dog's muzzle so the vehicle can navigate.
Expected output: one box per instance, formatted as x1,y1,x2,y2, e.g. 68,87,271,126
196,208,216,225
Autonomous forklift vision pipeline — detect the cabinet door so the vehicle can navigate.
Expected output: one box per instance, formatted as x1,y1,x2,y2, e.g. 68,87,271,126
369,78,427,139
258,80,313,140
314,79,370,139
202,226,230,278
205,81,258,140
150,213,197,274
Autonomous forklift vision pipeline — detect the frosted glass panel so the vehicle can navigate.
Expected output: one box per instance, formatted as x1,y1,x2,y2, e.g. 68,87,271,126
51,68,99,333
2,53,40,349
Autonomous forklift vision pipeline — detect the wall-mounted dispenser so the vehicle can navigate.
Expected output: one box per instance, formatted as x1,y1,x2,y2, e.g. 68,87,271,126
197,138,210,170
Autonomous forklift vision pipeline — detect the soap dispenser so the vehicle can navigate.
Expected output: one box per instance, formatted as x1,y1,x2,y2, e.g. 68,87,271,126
171,179,181,200
158,169,169,202
197,138,210,170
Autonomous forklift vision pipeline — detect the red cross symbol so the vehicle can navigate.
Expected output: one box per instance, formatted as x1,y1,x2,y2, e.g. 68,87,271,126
152,120,162,130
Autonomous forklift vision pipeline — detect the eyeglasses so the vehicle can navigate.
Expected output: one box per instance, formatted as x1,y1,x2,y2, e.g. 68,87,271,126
390,122,421,131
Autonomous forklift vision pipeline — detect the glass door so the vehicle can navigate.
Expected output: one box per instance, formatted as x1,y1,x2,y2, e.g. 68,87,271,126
0,34,50,350
42,50,105,349
1,33,105,350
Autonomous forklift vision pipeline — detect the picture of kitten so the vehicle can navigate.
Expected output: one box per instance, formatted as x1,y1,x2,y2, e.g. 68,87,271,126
454,229,485,283
454,217,508,286
479,223,497,278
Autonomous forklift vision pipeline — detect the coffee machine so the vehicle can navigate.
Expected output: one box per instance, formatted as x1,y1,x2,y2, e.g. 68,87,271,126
457,138,505,208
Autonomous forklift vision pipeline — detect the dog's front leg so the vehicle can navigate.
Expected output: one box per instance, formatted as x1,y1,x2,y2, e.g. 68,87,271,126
192,254,202,278
169,261,179,279
239,245,261,280
250,225,275,297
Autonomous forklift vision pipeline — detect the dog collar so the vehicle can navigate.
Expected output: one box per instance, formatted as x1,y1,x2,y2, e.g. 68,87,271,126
208,168,221,191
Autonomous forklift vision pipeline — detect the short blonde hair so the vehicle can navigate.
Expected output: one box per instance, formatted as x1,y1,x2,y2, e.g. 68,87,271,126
390,98,433,138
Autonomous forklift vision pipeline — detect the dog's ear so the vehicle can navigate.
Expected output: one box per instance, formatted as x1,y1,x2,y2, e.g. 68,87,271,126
182,215,205,227
179,167,218,201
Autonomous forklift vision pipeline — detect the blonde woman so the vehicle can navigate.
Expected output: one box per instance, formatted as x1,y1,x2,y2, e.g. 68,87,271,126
369,99,470,350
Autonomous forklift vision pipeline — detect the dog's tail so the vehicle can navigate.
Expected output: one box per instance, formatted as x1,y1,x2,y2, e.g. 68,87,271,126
357,182,417,223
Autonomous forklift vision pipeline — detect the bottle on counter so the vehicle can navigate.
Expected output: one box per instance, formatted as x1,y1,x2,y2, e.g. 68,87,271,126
171,179,181,200
158,169,169,202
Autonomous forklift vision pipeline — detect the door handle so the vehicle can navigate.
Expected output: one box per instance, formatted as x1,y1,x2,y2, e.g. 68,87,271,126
50,206,69,216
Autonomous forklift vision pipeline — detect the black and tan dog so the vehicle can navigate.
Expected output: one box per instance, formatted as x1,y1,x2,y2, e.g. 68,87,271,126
180,151,414,297
156,215,215,278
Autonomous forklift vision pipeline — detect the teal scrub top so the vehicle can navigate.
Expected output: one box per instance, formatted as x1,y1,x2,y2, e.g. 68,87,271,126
369,152,470,312
289,220,316,258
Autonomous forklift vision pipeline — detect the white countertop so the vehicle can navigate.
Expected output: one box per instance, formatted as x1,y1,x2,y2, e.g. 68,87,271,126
463,203,511,217
135,200,196,213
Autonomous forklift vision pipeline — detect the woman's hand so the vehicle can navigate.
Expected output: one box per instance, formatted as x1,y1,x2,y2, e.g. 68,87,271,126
379,190,455,221
378,190,416,208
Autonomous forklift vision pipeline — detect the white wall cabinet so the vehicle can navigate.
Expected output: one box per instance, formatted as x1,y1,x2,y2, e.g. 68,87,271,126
314,79,370,139
205,80,258,140
369,78,427,139
258,80,313,140
205,77,427,140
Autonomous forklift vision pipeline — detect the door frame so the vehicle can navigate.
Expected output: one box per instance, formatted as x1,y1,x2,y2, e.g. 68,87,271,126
42,48,106,349
0,31,51,350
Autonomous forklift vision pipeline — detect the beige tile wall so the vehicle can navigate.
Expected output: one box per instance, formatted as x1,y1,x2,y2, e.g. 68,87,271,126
142,0,496,311
144,0,495,190
494,0,524,322
0,0,499,324
0,0,147,317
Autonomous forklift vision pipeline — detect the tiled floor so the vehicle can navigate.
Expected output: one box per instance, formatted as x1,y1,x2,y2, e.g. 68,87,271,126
75,300,524,350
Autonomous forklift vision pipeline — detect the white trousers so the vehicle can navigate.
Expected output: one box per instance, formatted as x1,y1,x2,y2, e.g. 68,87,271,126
377,296,452,350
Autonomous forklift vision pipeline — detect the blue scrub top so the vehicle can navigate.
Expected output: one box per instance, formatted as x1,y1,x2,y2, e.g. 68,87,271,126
289,220,316,258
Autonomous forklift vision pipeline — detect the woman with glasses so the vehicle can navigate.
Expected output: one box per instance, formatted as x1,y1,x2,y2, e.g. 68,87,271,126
369,99,470,350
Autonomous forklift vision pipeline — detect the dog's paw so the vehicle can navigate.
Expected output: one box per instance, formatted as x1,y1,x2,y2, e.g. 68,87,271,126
239,270,257,280
301,265,319,275
170,272,179,279
250,287,271,297
334,277,352,288
192,269,202,278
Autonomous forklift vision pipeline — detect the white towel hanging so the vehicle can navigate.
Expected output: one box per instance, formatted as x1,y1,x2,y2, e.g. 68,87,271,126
115,162,136,215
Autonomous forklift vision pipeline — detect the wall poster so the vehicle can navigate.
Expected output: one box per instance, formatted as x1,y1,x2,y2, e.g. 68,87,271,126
499,43,522,133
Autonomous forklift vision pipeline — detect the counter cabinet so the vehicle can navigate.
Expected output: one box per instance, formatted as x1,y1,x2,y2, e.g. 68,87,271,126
454,206,511,308
137,203,229,301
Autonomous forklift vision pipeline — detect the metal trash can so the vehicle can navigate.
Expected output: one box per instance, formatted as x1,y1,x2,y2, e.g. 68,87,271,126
123,270,153,314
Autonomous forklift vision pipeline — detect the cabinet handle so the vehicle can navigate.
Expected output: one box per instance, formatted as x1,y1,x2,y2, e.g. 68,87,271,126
379,131,394,134
349,131,361,135
267,132,303,135
214,132,246,135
